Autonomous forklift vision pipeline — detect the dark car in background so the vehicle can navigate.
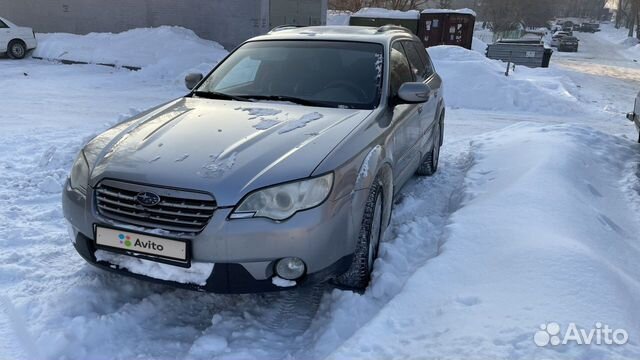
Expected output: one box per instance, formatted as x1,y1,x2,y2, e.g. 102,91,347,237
558,36,579,52
580,23,600,33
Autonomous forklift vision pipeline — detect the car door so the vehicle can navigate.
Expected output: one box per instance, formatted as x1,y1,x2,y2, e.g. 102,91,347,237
0,19,10,52
404,40,443,147
389,41,422,189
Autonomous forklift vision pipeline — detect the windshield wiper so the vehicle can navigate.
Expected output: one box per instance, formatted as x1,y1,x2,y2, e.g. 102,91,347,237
193,91,253,103
242,95,330,107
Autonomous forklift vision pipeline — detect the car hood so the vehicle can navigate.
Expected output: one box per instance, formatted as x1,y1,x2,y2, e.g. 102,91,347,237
87,97,372,206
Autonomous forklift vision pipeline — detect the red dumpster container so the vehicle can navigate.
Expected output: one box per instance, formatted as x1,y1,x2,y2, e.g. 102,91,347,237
418,9,476,49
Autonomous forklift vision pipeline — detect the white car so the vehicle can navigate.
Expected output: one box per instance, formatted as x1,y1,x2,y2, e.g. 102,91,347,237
550,31,570,47
0,16,37,59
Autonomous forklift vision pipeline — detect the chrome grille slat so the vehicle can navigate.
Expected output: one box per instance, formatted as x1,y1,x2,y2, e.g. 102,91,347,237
97,204,208,226
95,181,216,234
97,197,212,218
157,200,216,211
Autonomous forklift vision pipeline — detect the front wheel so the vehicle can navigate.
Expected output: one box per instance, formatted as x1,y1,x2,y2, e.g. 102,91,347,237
334,178,384,292
8,41,26,59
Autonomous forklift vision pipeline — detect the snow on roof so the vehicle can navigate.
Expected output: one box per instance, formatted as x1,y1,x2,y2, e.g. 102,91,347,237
352,7,420,20
421,8,477,17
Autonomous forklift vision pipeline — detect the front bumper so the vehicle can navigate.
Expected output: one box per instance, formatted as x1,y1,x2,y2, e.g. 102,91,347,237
63,180,360,293
72,230,352,293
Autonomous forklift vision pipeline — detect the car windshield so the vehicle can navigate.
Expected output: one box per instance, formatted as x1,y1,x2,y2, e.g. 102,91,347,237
196,40,384,110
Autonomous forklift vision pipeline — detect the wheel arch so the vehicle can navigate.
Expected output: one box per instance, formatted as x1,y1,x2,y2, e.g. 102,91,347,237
351,145,394,236
9,38,27,47
436,101,445,145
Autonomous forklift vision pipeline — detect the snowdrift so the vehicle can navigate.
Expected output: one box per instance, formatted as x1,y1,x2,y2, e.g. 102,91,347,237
351,7,419,19
596,23,638,47
429,45,581,115
33,27,228,82
329,123,640,359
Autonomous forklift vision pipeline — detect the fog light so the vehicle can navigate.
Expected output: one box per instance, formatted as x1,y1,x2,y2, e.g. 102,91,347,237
275,257,306,280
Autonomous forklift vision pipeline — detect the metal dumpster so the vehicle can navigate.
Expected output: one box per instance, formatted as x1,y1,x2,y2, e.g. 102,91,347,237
349,8,419,34
417,9,476,49
486,41,553,68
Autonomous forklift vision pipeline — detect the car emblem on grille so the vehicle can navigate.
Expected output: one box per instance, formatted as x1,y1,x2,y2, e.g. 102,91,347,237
135,192,161,207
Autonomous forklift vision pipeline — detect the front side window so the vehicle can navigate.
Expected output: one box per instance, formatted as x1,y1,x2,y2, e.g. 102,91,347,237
197,40,384,110
389,42,413,97
0,20,8,29
411,41,435,79
402,41,427,82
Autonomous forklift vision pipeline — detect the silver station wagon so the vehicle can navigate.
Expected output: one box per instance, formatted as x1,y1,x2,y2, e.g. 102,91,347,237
63,25,445,293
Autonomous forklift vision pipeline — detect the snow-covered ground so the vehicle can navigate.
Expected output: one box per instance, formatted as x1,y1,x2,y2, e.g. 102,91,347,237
1,24,640,360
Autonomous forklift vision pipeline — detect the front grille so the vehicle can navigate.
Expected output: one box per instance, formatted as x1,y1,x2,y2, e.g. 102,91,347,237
95,180,216,233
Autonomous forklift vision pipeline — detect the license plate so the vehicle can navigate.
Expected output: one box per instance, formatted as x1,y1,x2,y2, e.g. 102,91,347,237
95,226,188,262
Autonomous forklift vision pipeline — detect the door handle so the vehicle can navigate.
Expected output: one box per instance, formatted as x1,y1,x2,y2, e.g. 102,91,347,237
418,106,423,114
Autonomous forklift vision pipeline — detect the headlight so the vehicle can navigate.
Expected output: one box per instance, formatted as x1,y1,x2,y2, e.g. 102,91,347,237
231,173,334,221
69,151,90,194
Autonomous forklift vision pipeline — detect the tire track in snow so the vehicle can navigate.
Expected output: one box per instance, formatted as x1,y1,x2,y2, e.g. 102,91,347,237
284,138,476,360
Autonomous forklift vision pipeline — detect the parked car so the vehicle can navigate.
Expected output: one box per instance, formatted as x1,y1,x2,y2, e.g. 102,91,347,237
626,91,640,142
550,31,570,47
558,36,579,52
580,23,600,33
63,25,446,294
0,16,36,59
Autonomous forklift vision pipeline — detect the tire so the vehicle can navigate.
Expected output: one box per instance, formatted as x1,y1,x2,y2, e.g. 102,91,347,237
8,40,26,60
334,177,384,292
416,118,442,176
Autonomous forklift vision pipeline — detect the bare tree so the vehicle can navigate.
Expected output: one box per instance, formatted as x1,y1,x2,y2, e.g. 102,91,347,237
328,0,367,12
328,0,429,10
517,0,558,28
439,0,453,8
478,0,520,32
629,0,639,36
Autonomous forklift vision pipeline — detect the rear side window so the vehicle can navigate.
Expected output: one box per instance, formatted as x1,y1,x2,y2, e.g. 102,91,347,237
389,42,413,96
0,20,8,29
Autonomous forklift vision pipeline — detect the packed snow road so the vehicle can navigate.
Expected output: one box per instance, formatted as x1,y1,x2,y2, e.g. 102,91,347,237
553,26,640,121
1,26,640,359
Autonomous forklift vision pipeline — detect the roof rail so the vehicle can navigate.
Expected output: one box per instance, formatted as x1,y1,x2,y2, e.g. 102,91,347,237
376,25,412,34
269,24,307,33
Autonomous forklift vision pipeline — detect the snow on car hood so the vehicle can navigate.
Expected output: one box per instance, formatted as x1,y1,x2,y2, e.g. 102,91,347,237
87,97,372,205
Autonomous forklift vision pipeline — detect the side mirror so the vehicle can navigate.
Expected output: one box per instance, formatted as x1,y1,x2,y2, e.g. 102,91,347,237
397,82,431,104
627,112,636,122
185,73,204,90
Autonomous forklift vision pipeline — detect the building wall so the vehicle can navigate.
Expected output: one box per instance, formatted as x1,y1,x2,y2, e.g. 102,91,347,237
0,0,327,49
270,0,326,26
